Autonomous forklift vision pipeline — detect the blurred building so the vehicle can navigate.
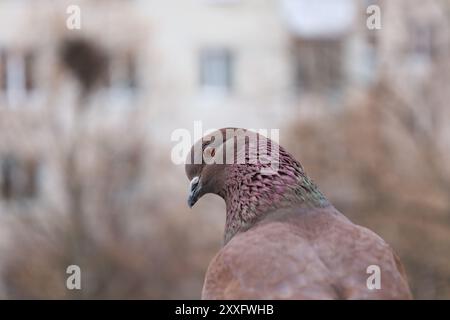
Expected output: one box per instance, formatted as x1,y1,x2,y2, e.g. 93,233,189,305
0,1,446,119
0,0,448,208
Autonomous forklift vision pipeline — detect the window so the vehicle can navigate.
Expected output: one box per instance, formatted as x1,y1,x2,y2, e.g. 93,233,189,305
0,50,6,92
24,52,35,92
199,48,233,94
0,49,36,106
410,24,436,61
124,52,138,89
293,39,343,93
0,155,40,202
108,51,138,90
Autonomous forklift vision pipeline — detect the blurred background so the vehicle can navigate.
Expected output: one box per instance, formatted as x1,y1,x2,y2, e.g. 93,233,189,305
0,0,449,299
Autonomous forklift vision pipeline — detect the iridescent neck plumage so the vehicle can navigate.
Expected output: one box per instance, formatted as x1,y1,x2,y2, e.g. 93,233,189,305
222,164,328,244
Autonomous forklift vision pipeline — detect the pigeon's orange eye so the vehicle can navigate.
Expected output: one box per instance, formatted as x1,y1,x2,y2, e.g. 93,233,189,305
205,147,215,158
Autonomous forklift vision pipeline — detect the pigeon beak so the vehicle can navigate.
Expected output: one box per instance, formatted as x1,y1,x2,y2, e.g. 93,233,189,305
188,176,201,208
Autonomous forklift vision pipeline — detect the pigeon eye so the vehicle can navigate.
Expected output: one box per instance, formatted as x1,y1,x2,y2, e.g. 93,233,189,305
210,148,215,157
205,147,215,158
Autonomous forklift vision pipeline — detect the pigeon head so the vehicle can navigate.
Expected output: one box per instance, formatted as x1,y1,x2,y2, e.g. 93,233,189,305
185,127,273,207
185,128,328,243
185,128,229,208
186,159,227,208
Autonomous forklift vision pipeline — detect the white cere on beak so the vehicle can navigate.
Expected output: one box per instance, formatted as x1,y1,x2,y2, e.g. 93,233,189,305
190,176,199,188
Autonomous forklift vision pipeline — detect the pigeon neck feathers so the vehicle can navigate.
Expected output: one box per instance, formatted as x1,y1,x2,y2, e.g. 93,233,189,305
222,144,328,244
185,128,328,245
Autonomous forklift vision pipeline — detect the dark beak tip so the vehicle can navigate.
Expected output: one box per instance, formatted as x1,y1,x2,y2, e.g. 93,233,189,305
187,196,197,208
187,179,201,208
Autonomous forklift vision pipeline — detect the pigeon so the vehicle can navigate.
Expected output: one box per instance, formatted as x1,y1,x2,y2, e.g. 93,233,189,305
185,128,412,300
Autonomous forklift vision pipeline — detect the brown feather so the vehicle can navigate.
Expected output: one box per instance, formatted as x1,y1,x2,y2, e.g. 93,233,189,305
202,206,412,299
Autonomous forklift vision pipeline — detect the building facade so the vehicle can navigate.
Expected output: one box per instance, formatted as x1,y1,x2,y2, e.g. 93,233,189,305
0,0,448,208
